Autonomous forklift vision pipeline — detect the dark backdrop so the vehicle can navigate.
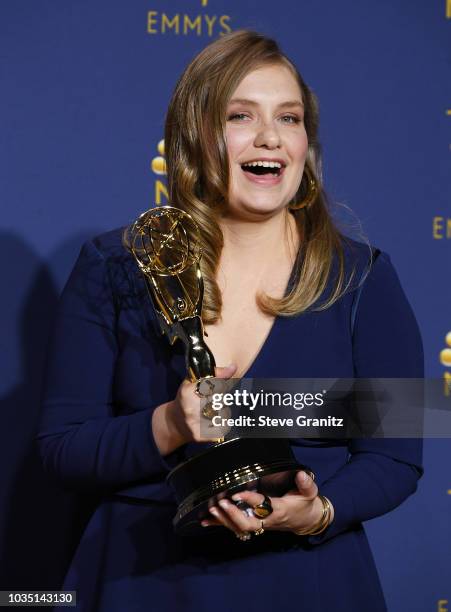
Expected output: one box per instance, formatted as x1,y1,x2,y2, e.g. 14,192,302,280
1,2,450,609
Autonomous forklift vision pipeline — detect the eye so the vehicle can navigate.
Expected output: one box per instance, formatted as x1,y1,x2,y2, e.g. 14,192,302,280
227,113,250,121
280,115,302,124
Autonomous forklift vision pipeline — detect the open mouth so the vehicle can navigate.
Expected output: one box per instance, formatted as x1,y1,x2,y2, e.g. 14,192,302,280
240,161,285,177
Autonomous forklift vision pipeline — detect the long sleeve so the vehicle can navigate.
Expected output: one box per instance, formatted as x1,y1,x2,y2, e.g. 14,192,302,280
308,251,424,545
37,238,176,492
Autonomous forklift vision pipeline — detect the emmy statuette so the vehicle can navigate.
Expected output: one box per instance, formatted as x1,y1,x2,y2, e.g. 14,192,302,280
126,206,306,534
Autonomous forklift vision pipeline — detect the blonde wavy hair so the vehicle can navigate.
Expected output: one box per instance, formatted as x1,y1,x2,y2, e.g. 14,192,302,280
164,30,355,324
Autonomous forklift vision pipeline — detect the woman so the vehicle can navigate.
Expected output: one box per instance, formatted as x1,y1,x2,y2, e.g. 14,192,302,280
39,30,423,611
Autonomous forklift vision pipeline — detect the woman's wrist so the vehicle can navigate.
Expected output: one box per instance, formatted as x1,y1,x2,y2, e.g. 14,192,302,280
306,495,326,530
151,400,188,456
293,495,334,536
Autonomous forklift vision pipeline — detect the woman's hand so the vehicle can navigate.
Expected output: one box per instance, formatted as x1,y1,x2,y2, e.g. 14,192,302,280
201,470,334,536
152,365,237,455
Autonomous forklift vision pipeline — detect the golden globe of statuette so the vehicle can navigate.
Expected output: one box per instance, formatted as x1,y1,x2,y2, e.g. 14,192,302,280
440,349,451,367
128,206,201,276
151,156,166,175
446,331,451,347
157,139,165,156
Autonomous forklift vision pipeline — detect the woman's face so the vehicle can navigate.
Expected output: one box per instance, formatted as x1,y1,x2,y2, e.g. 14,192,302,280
225,63,308,218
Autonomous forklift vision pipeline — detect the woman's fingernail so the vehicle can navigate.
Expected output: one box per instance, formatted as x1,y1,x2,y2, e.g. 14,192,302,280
231,494,242,502
219,499,229,509
301,471,308,481
210,506,218,516
201,520,210,527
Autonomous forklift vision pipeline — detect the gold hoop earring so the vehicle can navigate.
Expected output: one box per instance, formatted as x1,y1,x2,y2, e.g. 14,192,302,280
288,166,318,210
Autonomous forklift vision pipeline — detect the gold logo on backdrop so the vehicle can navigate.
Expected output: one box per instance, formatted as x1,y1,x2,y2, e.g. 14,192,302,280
147,0,232,37
447,0,451,18
151,139,168,205
438,600,448,612
432,217,451,239
440,331,451,396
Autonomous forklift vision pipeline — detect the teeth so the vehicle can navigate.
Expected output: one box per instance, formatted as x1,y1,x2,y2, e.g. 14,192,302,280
242,160,282,169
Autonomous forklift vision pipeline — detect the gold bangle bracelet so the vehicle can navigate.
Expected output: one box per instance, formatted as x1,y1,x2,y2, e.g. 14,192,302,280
311,495,331,535
294,495,330,536
311,495,332,535
293,495,332,536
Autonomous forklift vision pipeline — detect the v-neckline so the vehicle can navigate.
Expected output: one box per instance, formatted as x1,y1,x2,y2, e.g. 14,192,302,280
238,315,280,379
233,250,300,380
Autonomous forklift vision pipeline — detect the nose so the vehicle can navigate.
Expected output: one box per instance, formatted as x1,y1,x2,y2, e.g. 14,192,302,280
253,120,281,149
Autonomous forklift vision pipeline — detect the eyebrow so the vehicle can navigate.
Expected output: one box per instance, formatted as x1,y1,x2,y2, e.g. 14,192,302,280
228,98,304,109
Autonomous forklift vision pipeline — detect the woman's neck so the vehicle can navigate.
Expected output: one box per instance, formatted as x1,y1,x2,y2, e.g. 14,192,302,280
219,209,299,266
217,209,300,292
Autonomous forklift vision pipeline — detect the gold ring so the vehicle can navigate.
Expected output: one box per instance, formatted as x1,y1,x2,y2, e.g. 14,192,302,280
196,377,216,399
254,521,265,536
236,531,252,541
252,495,273,519
201,401,215,420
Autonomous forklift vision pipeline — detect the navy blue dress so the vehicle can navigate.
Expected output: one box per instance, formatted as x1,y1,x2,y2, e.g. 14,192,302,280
38,228,423,612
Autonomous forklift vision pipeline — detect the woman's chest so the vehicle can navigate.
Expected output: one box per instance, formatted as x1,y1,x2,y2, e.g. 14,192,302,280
204,303,276,378
114,295,355,410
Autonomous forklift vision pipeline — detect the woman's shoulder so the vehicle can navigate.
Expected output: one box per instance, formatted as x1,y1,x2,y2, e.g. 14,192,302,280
339,235,379,272
338,234,408,294
73,226,137,279
64,226,141,305
325,235,381,298
85,226,129,261
332,235,408,314
338,234,402,288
